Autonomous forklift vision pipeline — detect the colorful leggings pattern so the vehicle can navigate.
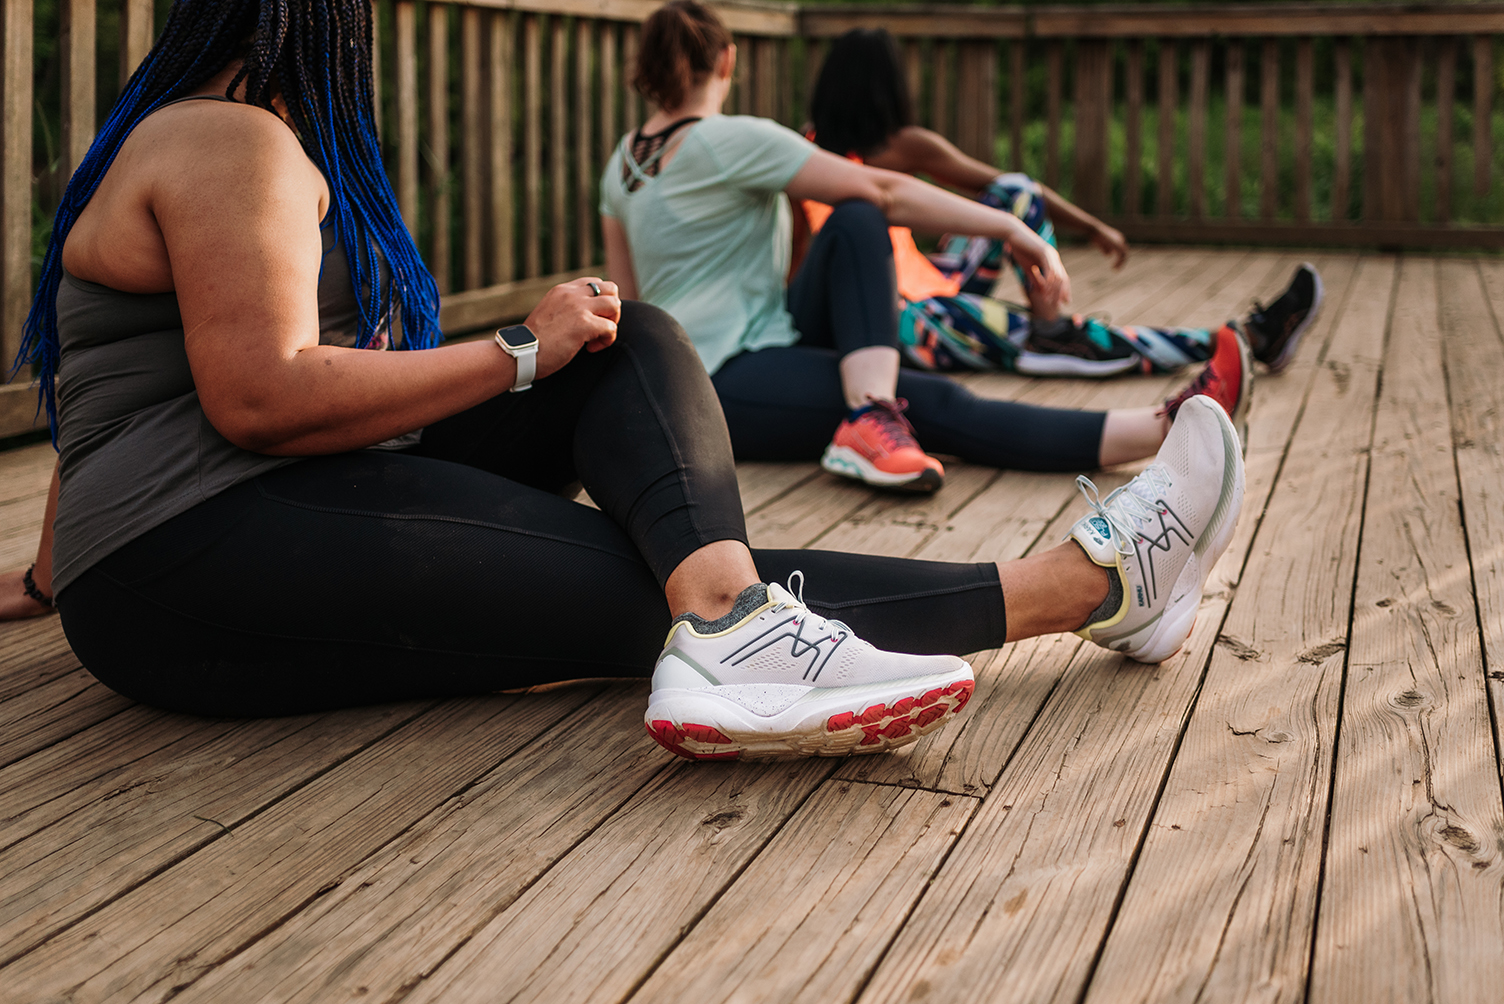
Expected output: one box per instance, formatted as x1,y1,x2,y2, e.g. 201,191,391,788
899,174,1219,375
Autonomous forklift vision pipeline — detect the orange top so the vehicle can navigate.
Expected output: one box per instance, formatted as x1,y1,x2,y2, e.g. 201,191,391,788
799,148,961,303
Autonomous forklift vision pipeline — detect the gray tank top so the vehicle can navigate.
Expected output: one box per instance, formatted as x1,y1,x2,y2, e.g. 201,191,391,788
52,103,410,592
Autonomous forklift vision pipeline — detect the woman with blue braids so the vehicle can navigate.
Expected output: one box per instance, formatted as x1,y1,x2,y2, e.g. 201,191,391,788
14,0,1246,764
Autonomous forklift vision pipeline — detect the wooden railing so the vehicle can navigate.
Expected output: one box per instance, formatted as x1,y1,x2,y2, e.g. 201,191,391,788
4,1,1504,435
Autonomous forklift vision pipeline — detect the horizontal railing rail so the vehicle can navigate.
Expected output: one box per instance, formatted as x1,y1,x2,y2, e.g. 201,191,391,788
4,2,1504,436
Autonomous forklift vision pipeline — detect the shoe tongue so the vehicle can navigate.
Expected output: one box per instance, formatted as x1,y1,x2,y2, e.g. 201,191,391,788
767,581,802,608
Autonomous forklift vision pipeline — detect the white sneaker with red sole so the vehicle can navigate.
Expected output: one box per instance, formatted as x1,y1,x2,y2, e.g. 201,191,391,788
646,575,974,760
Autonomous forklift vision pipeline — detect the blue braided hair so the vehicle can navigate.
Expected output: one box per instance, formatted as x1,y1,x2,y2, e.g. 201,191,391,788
15,0,441,439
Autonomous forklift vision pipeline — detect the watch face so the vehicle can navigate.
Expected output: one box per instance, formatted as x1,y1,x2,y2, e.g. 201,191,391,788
497,325,538,350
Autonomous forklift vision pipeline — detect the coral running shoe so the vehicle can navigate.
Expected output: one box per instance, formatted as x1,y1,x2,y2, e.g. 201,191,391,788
1068,396,1245,664
1162,322,1253,443
1245,263,1324,373
821,399,945,493
646,575,975,760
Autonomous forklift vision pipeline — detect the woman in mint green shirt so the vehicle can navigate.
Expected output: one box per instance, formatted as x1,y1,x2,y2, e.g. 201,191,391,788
603,2,1231,494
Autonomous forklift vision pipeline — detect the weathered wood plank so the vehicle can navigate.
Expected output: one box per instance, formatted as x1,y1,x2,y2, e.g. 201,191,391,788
1310,256,1504,1003
396,1,419,234
1045,40,1062,189
490,10,516,284
735,462,821,516
1010,39,1026,171
1187,40,1208,218
1436,39,1457,226
576,17,595,267
813,464,997,559
163,686,667,1004
1333,39,1352,221
0,616,77,699
1224,40,1243,219
1261,38,1279,220
0,669,128,771
1295,37,1313,221
1125,40,1143,214
627,783,978,1004
1086,253,1377,1004
0,0,33,373
0,691,598,1003
1157,39,1178,216
0,705,426,966
399,758,838,1004
427,3,452,292
60,0,95,182
550,16,569,273
524,14,543,277
1475,35,1494,199
461,7,485,289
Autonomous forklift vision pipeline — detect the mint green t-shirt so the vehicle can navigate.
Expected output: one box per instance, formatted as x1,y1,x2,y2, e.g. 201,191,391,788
600,115,817,374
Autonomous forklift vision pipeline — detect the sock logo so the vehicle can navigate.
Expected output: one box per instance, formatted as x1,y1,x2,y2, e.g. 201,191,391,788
722,614,849,682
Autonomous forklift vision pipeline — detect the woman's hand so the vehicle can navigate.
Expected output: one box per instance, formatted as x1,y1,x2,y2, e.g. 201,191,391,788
1090,223,1130,269
523,277,622,381
1004,225,1072,313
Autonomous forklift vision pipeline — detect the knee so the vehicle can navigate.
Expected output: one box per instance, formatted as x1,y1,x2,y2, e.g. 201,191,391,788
614,300,705,370
826,199,891,238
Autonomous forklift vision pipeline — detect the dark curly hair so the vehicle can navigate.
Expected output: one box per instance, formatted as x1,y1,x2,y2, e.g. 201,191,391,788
810,28,916,158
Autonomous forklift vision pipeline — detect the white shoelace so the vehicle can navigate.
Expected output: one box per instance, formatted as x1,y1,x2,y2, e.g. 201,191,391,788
1075,467,1174,556
770,570,852,642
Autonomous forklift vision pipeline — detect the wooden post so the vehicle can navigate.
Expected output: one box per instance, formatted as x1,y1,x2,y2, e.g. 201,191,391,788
524,14,541,278
623,25,640,134
1437,38,1456,224
550,17,568,273
957,42,996,164
1125,41,1142,217
61,0,96,184
600,21,617,167
461,8,484,291
1333,39,1351,221
754,37,776,119
1474,35,1493,199
1260,38,1279,220
1364,35,1421,222
396,1,419,236
933,41,953,141
1225,41,1243,219
1294,37,1313,222
1073,39,1111,215
1010,40,1026,172
1045,41,1062,190
734,34,750,115
905,39,921,127
777,39,792,126
118,0,153,90
575,18,594,267
489,11,515,285
1156,40,1178,217
1,0,34,372
1188,40,1208,219
806,38,828,126
427,3,451,293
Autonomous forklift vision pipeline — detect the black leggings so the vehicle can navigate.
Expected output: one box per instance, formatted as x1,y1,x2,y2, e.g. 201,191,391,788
58,303,1005,718
713,199,1107,472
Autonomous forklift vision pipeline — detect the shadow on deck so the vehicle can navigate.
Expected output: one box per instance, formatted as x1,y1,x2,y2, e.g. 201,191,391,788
2,246,1502,1004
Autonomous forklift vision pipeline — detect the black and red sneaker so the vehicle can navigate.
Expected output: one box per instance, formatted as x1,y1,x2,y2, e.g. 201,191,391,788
1162,323,1253,446
1245,263,1323,373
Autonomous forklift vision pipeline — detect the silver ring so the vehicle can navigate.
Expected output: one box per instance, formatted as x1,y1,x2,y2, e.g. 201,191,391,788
587,281,602,297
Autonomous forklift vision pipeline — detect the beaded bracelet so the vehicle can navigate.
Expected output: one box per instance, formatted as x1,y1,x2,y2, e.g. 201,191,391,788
22,564,53,608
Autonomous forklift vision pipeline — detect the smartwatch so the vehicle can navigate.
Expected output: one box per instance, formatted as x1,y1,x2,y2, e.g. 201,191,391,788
494,324,539,392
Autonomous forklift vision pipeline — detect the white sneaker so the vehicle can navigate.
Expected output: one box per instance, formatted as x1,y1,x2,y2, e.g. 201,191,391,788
646,575,975,760
1069,395,1245,663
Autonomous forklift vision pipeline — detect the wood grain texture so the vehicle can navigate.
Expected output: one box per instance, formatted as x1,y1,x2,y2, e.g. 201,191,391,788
168,686,667,1004
401,757,838,1004
0,691,597,1003
1295,38,1313,222
628,783,978,1004
490,10,516,284
1334,40,1352,221
1125,40,1142,214
60,0,95,181
1475,36,1494,199
1310,256,1504,1004
1045,40,1062,189
524,14,543,277
1074,40,1112,215
1157,40,1178,216
1260,39,1279,220
1436,39,1456,226
575,17,595,267
1,0,33,371
462,7,485,289
1224,40,1243,219
396,1,420,234
1188,40,1208,219
550,16,569,273
427,3,452,292
1087,253,1377,1004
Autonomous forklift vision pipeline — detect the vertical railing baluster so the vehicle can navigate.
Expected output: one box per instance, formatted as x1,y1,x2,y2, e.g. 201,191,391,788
734,34,751,114
1295,37,1314,222
1225,41,1243,219
623,26,640,135
550,17,568,273
61,0,96,184
428,3,452,293
524,14,542,278
396,1,419,235
1010,40,1026,172
1,0,34,370
778,39,793,126
1188,39,1208,219
489,10,515,284
1437,37,1456,225
575,17,595,267
462,7,484,290
119,0,153,89
904,39,922,125
600,22,617,172
1474,35,1493,199
933,41,953,141
1260,38,1279,220
755,37,777,119
1156,40,1177,217
806,38,828,126
1045,41,1062,189
1074,40,1111,214
1333,38,1352,221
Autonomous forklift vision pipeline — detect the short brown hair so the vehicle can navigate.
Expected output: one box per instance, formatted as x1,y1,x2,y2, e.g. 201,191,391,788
632,1,732,110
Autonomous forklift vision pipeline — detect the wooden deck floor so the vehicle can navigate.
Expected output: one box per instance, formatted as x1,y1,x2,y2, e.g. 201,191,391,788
3,247,1503,1004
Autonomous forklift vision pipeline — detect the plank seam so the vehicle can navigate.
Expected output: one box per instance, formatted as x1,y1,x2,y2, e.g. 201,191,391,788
1301,253,1400,1004
0,700,445,972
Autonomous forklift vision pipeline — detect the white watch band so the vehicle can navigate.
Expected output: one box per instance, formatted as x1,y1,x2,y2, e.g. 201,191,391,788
495,328,538,392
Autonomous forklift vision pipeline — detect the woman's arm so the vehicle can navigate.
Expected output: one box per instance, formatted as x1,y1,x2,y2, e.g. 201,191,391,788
602,216,639,300
149,112,618,456
872,127,1128,268
785,150,1071,307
